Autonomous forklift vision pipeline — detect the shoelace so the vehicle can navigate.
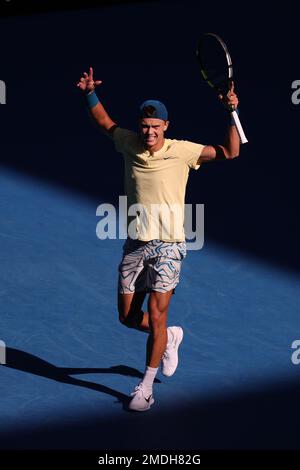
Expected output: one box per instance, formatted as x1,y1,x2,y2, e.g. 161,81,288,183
131,384,152,399
162,339,174,359
131,385,141,396
162,350,170,360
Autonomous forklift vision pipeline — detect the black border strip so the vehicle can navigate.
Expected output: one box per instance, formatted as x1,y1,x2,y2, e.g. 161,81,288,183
0,0,158,17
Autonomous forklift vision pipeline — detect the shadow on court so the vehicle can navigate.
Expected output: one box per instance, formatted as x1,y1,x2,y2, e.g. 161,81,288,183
4,348,161,409
1,349,299,450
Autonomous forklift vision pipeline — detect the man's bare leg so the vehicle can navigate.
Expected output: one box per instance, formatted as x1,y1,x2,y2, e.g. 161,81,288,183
118,291,150,332
126,290,173,411
118,290,173,366
146,290,173,368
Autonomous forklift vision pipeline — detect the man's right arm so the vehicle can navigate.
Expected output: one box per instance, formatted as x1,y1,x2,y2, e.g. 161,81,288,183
77,67,117,136
87,95,118,136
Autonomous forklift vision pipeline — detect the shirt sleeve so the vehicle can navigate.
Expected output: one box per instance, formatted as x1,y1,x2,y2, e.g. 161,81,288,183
177,140,206,170
113,127,137,154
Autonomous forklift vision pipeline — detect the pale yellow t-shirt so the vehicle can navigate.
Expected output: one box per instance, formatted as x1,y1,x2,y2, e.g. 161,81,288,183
113,127,205,242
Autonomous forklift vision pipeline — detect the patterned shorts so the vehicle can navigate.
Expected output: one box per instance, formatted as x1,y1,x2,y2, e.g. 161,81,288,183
118,238,187,294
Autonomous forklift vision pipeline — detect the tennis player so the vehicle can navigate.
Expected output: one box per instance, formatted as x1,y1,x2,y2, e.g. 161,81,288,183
77,68,240,411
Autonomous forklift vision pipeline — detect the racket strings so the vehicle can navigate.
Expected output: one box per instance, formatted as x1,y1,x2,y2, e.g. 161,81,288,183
197,33,233,93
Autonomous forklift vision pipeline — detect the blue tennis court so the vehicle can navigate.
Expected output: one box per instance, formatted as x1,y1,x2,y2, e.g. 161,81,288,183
0,166,299,449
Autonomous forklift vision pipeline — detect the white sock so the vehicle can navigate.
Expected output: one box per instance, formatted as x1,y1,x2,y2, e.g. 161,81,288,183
141,366,158,394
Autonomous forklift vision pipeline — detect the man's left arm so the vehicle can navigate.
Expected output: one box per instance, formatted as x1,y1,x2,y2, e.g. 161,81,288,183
197,82,240,163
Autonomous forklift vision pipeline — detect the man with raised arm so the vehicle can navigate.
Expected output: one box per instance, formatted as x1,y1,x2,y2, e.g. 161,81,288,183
77,67,239,411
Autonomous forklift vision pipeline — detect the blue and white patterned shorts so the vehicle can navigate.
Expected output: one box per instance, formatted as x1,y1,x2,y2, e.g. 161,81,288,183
118,238,187,294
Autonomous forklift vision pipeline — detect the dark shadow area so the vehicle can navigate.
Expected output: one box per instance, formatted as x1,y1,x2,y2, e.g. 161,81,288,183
4,347,160,408
0,0,156,17
0,362,299,449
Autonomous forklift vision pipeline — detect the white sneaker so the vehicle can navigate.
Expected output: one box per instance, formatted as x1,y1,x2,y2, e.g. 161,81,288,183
161,326,184,377
128,383,155,411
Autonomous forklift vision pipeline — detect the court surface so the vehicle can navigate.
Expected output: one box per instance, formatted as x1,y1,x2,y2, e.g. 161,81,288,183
0,166,299,449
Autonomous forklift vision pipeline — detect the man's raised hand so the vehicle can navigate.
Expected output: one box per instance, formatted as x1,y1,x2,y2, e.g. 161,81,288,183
76,67,102,94
218,81,239,111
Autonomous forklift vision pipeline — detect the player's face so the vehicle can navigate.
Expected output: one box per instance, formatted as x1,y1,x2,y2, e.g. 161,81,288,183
139,118,169,151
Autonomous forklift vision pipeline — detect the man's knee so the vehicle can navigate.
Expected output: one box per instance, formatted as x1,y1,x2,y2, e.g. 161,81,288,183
119,309,144,329
148,307,168,329
118,291,146,329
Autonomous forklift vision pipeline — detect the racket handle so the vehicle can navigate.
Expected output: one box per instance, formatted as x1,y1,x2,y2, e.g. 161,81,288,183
231,110,248,144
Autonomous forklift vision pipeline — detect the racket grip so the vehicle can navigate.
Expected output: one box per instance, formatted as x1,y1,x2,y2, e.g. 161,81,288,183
231,110,248,144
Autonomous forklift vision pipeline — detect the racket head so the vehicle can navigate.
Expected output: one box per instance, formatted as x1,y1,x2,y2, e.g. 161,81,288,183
196,33,233,96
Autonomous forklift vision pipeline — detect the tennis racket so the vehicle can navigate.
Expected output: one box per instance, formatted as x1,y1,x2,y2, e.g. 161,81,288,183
196,33,248,144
